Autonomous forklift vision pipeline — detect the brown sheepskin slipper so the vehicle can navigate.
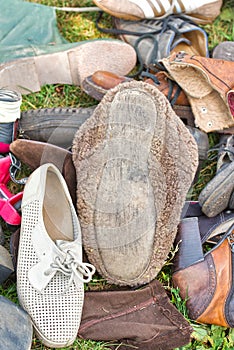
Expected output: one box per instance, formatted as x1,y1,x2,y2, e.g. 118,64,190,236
72,80,198,286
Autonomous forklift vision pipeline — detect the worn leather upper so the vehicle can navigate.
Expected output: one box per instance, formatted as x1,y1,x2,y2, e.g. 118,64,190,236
162,52,234,132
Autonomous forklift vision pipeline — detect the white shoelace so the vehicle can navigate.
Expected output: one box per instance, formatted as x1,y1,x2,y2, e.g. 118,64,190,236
53,6,101,12
45,250,96,292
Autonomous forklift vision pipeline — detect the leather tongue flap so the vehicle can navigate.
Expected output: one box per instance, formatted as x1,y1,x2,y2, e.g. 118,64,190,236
162,58,213,99
28,224,66,292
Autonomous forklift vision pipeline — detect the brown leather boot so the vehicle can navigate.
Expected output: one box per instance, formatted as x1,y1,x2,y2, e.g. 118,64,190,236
9,139,77,205
82,70,133,101
144,70,189,105
162,52,234,132
172,217,234,327
82,70,194,126
83,70,189,105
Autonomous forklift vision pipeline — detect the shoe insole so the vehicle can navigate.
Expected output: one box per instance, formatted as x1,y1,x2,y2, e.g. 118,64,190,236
171,42,200,56
43,170,73,242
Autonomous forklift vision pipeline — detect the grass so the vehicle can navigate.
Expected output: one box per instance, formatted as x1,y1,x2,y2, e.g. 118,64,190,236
1,0,234,349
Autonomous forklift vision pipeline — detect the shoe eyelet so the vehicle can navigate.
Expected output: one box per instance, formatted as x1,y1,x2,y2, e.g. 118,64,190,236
201,106,207,113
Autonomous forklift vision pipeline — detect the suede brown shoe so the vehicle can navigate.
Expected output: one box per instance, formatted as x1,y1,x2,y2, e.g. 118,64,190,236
72,80,198,286
79,280,193,350
162,52,234,132
9,139,77,205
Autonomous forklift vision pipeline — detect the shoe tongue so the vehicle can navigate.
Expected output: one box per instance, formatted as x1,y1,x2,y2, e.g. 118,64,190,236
162,53,213,98
171,37,191,50
56,239,73,249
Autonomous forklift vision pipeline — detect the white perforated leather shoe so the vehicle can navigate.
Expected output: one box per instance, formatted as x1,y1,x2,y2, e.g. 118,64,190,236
17,163,95,348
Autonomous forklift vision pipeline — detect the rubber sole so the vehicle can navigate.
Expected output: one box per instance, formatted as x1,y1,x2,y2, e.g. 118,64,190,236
0,40,136,94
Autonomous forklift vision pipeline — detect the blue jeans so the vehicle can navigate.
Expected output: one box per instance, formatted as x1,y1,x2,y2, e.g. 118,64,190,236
0,122,14,144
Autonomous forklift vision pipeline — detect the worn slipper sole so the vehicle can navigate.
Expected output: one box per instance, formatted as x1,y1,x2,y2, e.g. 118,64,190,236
198,162,234,217
72,80,198,286
0,39,136,94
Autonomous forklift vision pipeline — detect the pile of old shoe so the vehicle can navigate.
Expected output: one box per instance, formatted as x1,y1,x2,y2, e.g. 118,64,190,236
1,1,234,350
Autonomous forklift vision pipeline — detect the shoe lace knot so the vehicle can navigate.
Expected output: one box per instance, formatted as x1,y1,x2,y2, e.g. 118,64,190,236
45,249,95,291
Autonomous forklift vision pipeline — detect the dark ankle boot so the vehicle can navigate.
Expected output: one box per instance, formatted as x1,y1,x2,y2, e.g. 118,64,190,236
18,106,95,149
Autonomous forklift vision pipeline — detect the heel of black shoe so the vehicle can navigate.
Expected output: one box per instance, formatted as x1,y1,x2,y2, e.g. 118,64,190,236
173,217,204,273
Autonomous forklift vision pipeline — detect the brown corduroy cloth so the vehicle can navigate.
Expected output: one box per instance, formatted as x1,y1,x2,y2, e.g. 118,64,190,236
78,279,193,350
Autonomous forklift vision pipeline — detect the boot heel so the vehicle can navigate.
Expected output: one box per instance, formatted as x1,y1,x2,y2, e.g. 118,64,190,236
173,217,204,273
